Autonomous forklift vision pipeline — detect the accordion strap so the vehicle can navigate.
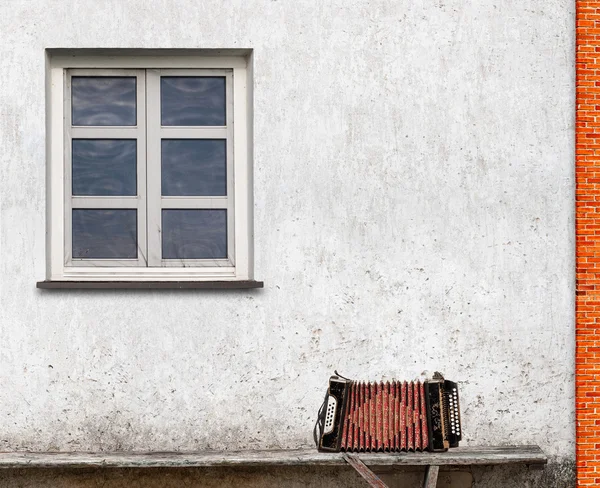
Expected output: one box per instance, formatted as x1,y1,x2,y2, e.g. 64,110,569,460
313,389,329,448
334,370,351,381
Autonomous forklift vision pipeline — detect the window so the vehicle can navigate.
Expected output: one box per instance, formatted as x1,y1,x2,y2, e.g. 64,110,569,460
43,50,257,286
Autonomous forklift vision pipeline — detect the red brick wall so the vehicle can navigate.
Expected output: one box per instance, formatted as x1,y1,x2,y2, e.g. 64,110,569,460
577,1,600,485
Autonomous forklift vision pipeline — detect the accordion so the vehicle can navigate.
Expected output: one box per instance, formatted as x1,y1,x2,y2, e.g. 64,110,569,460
316,373,461,453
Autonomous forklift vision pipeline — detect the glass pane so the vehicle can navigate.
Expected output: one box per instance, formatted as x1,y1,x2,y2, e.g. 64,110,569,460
161,77,226,126
162,210,227,259
72,77,136,126
72,209,137,259
161,139,226,196
72,140,137,196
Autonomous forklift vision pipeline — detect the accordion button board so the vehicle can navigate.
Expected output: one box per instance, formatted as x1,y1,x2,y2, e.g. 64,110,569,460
317,375,462,453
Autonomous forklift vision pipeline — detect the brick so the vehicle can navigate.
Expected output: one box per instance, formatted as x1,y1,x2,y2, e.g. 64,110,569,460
577,2,600,485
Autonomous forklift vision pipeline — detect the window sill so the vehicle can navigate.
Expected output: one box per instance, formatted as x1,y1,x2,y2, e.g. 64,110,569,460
36,280,264,290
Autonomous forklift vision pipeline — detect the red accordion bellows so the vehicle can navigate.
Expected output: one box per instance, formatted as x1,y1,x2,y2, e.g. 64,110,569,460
339,381,429,452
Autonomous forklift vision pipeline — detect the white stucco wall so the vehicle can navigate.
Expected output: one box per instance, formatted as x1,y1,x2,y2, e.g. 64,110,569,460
0,0,574,485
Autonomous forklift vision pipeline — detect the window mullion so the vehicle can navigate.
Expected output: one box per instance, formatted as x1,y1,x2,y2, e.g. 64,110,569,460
135,69,148,266
146,69,162,267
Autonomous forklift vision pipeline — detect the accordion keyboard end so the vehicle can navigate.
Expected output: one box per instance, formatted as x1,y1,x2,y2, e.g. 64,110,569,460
318,377,350,452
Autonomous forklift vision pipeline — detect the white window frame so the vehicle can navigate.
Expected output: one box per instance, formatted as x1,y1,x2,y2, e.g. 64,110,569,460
46,50,253,282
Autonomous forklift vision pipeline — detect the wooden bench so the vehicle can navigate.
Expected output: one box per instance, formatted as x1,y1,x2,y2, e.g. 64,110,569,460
0,446,547,488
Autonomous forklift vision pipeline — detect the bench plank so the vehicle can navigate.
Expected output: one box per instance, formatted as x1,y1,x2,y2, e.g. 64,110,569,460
0,446,547,469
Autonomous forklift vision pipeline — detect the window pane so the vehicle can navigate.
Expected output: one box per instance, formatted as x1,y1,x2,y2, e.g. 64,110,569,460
161,77,226,126
72,140,137,196
161,139,226,196
72,209,137,259
72,77,136,126
162,210,227,259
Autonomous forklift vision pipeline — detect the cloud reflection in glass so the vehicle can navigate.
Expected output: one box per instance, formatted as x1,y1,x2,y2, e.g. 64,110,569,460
161,77,226,126
162,210,227,259
72,77,136,126
72,140,137,196
72,209,137,259
161,139,226,196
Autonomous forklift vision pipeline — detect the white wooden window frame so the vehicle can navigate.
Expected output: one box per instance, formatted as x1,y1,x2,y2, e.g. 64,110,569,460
46,52,253,282
146,68,235,268
65,68,148,268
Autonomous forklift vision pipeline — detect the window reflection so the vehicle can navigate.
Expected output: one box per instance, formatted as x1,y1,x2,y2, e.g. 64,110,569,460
162,139,226,196
162,210,227,259
72,77,136,126
161,77,226,126
72,209,137,259
72,140,137,196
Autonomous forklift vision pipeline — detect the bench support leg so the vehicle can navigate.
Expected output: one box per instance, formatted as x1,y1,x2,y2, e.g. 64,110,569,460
422,465,440,488
342,454,389,488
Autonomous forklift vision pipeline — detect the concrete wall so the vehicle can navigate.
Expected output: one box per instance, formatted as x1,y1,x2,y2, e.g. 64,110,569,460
0,0,574,486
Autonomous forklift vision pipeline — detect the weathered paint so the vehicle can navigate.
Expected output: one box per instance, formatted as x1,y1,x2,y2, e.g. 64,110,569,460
0,446,552,468
0,0,574,486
